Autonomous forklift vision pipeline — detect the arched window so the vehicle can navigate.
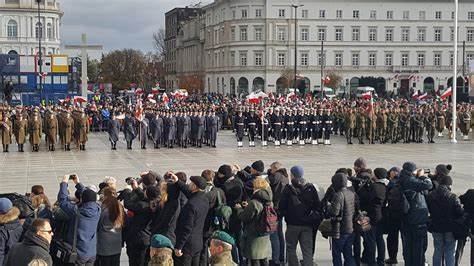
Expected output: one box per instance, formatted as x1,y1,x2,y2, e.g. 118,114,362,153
47,23,52,40
7,20,18,37
35,22,43,39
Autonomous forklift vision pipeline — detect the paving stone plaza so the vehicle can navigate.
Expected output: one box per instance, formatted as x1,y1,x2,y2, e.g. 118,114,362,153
0,131,472,265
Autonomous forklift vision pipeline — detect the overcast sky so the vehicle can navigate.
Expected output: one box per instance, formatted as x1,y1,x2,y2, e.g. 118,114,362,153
60,0,201,57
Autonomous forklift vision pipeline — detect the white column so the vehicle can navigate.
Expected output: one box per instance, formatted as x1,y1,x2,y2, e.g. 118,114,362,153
451,0,458,143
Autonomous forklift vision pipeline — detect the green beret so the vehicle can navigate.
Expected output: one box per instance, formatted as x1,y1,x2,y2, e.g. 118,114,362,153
211,231,235,246
150,234,174,249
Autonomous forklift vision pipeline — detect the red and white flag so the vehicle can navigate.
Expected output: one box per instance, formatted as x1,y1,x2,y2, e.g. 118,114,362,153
323,76,331,85
135,88,144,95
411,91,419,100
361,91,372,100
440,87,452,100
73,96,87,104
418,92,428,100
162,93,169,104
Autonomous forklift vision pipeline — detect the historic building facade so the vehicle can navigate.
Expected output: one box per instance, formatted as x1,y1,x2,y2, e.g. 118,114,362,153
0,0,62,55
167,0,473,96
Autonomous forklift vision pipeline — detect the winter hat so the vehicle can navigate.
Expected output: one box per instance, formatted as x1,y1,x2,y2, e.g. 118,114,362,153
354,157,367,169
331,173,348,191
374,168,388,180
0,198,13,215
145,185,159,200
190,176,208,190
435,164,452,176
251,160,265,173
81,189,97,203
439,175,453,186
389,166,401,175
217,164,233,179
290,166,304,179
211,230,236,246
150,234,174,249
402,162,417,173
140,171,161,186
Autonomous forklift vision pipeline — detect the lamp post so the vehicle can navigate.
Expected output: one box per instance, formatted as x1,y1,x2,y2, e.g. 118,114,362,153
291,4,303,94
451,0,458,143
36,0,43,100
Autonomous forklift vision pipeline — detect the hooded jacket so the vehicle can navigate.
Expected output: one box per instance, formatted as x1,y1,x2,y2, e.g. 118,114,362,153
358,178,388,225
57,182,101,259
279,182,321,226
4,230,52,266
427,184,464,233
399,169,433,225
267,168,289,210
0,207,23,265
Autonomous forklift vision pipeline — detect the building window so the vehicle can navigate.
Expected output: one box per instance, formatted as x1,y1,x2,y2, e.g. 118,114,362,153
232,10,236,19
47,23,52,40
277,52,286,66
417,28,426,42
419,11,426,20
336,10,343,19
318,28,326,41
352,27,360,41
353,10,360,19
256,9,262,18
301,53,308,66
255,27,263,41
35,22,43,39
385,28,393,42
241,9,247,18
240,26,248,41
401,53,409,66
385,53,393,66
387,11,394,19
403,11,410,20
7,20,18,38
434,28,442,42
319,10,326,18
368,52,377,67
318,52,326,66
370,10,377,19
301,28,309,41
240,52,247,66
231,27,236,41
469,12,474,20
278,9,285,18
451,12,455,20
434,52,442,67
450,53,454,66
417,53,425,67
335,52,343,66
369,27,377,41
401,28,410,42
335,28,343,41
230,51,235,66
277,27,286,41
467,28,474,42
351,53,360,66
255,52,263,66
435,11,442,20
450,27,455,41
302,10,308,19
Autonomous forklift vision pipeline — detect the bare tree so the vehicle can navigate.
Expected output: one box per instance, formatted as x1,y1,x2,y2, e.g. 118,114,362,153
153,29,166,56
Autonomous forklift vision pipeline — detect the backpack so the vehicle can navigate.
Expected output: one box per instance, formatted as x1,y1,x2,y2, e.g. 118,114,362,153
256,201,278,236
386,183,410,217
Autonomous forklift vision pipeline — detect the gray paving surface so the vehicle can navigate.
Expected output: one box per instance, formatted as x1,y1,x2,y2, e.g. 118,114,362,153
0,130,473,265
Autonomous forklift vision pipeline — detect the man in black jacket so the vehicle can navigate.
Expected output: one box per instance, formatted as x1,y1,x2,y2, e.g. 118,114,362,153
171,173,210,266
279,166,321,266
268,162,289,265
4,218,53,266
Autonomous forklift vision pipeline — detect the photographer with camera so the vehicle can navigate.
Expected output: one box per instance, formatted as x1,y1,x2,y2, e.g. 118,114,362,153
56,174,101,265
398,162,433,266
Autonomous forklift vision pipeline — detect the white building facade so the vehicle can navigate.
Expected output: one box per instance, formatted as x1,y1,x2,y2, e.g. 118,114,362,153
0,0,62,55
200,0,474,96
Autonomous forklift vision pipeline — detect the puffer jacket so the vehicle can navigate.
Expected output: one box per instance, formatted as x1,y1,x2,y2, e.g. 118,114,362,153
328,188,357,234
399,169,433,225
0,207,23,265
427,184,464,233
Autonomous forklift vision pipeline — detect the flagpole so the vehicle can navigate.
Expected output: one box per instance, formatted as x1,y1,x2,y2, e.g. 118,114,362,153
451,0,458,143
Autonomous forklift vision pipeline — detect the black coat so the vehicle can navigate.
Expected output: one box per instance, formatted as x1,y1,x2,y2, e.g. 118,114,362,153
0,210,23,266
268,169,289,210
214,177,247,235
204,184,227,238
150,183,181,244
175,188,210,256
4,230,52,266
358,180,387,225
427,185,464,233
460,189,474,232
123,188,152,248
279,183,321,226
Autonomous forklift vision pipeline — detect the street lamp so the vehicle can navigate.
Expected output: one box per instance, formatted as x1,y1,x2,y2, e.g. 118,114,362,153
36,0,43,100
291,4,303,94
451,0,458,143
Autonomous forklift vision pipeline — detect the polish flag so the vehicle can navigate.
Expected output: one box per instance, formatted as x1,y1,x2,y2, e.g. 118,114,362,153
412,91,419,100
361,91,372,100
162,93,169,104
323,76,331,85
440,87,452,100
135,88,144,95
247,92,261,104
418,92,428,100
278,95,286,104
73,96,87,104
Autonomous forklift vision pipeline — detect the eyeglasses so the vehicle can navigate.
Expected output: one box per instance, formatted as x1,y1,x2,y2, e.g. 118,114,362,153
40,229,53,234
